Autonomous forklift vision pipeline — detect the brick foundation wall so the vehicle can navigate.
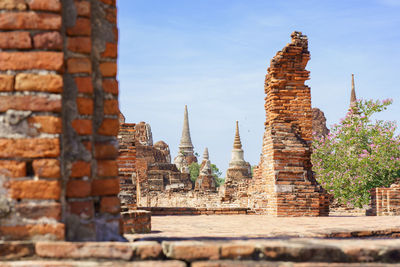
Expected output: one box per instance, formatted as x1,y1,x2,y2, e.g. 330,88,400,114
249,32,329,216
0,0,121,241
370,182,400,216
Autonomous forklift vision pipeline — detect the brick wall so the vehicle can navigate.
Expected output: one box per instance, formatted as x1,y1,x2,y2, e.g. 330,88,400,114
117,122,137,209
370,182,400,216
249,32,329,216
0,0,121,241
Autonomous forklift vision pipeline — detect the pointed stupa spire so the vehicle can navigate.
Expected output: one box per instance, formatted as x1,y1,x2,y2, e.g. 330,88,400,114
233,121,242,149
178,105,194,154
229,121,246,167
350,74,357,106
203,147,209,160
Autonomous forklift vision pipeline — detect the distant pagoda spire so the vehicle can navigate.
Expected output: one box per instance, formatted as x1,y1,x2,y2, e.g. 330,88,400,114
233,120,242,149
350,74,357,106
203,147,209,160
178,105,194,154
229,121,246,167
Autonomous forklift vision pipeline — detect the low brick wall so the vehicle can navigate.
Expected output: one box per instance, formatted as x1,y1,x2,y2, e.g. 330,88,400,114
139,207,251,215
370,183,400,216
2,237,400,265
121,210,151,234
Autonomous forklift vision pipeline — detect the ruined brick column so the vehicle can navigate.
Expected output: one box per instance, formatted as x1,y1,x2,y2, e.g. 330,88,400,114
250,32,329,216
0,0,121,241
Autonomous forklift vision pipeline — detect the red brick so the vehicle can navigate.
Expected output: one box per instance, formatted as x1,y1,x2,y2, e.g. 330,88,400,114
101,42,117,58
98,118,119,136
165,242,220,261
68,200,94,218
15,73,62,93
66,180,91,197
91,178,119,196
0,74,14,92
75,76,93,94
67,37,91,54
75,1,90,17
76,97,93,115
0,12,61,30
0,52,63,71
97,160,118,177
70,161,91,178
0,95,61,112
10,180,61,200
99,0,116,6
0,138,60,158
0,0,27,10
66,18,91,36
0,223,64,241
100,196,120,214
28,116,62,134
104,99,119,115
28,0,61,12
33,31,62,50
15,202,61,220
32,159,60,178
102,79,118,94
105,7,117,24
0,160,26,178
82,140,92,152
100,62,117,77
67,58,92,74
71,119,92,135
0,31,31,49
95,143,118,159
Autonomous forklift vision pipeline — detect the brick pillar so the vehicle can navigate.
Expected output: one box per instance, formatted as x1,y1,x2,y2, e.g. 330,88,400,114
0,0,121,241
250,32,329,216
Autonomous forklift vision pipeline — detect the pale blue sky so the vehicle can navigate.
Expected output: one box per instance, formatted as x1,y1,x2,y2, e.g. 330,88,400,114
117,0,400,175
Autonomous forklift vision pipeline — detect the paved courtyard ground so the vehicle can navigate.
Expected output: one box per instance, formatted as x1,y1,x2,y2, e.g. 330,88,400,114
128,215,400,241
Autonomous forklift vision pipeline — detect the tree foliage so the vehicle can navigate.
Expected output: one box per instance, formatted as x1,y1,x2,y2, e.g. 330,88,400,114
312,99,400,208
188,162,225,187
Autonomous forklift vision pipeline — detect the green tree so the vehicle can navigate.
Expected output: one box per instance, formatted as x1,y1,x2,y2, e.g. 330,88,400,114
188,162,225,187
312,99,400,208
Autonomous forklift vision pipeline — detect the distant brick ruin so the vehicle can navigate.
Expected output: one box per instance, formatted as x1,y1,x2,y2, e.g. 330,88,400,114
249,32,330,216
221,121,251,205
194,148,217,191
0,0,121,241
312,108,329,138
370,181,400,216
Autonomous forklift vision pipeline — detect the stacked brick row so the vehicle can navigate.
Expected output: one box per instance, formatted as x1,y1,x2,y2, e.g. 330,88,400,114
117,122,137,209
0,0,122,241
250,32,329,216
0,0,65,240
370,182,400,216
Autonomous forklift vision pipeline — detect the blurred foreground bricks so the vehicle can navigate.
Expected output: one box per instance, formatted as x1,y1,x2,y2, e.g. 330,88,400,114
0,0,121,241
2,237,400,265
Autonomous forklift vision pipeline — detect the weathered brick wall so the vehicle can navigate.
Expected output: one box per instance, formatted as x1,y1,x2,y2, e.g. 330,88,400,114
117,122,137,209
370,182,400,216
249,32,329,216
0,0,121,241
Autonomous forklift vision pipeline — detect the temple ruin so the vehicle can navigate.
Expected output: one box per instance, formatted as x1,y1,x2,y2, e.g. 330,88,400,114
194,148,217,191
249,31,330,216
221,121,252,204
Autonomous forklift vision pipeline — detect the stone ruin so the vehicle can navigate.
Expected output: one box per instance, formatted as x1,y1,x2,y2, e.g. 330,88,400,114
194,148,217,191
312,108,329,138
249,31,330,216
173,105,198,173
118,119,192,208
221,121,252,205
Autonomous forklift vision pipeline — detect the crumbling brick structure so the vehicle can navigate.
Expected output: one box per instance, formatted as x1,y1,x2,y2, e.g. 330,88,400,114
370,181,400,216
117,116,137,210
0,0,121,241
250,32,329,216
312,107,329,138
